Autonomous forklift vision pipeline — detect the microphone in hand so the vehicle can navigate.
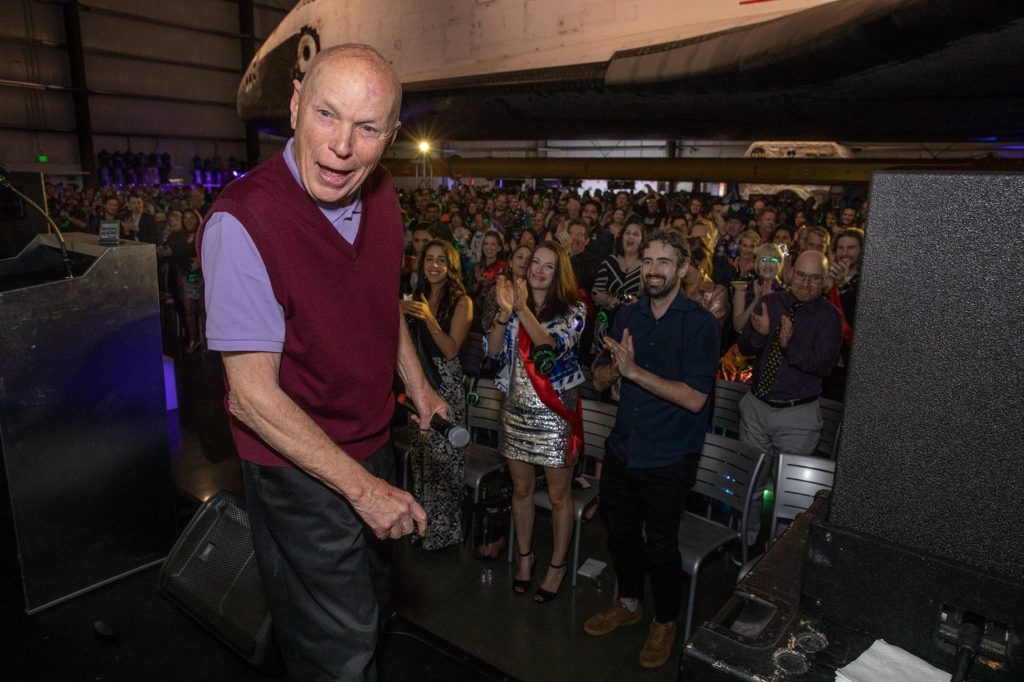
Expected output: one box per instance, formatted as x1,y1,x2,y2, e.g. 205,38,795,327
396,393,470,448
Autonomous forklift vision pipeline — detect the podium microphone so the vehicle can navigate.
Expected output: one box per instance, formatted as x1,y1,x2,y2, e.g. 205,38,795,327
0,164,74,279
396,393,471,448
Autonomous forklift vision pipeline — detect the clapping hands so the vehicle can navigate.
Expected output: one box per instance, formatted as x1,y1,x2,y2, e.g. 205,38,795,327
602,329,638,380
400,296,437,326
496,275,529,315
750,302,771,336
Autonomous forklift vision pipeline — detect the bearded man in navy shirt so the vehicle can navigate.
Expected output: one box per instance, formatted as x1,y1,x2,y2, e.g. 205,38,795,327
583,232,719,670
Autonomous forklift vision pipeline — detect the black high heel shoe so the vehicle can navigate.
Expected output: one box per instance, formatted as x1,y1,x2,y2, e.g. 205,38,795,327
534,561,567,604
512,550,535,594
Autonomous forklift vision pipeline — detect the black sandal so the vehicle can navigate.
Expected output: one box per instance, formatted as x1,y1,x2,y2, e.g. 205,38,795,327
534,562,567,604
512,550,535,594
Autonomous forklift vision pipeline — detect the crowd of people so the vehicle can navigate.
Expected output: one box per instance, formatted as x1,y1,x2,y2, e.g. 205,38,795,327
41,42,868,675
392,178,866,668
42,174,866,373
395,180,866,388
45,182,213,351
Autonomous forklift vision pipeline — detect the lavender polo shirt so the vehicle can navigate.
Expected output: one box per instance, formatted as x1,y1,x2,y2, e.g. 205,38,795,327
202,138,362,353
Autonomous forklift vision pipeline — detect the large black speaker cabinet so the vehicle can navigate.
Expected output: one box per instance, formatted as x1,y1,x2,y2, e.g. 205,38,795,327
830,171,1024,578
159,492,278,670
805,171,1023,676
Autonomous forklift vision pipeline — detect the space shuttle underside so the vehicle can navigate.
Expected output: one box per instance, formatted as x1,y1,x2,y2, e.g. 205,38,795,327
239,0,1024,141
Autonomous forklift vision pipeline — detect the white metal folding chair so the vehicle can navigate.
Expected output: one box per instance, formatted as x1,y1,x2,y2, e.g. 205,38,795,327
678,434,766,641
817,398,844,457
709,379,750,438
579,366,602,401
459,329,486,378
463,377,506,504
771,453,835,538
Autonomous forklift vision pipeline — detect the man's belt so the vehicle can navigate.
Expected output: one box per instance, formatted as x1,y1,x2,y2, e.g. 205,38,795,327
755,394,818,409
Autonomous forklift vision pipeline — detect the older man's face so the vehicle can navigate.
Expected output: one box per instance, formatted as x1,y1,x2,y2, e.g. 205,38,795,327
289,53,399,206
791,252,826,303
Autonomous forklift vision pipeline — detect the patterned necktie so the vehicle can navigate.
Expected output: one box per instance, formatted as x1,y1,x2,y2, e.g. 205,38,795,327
754,303,801,399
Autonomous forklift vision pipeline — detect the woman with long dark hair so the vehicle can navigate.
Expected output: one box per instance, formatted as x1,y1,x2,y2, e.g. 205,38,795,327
591,219,644,354
167,208,205,352
401,239,474,550
485,241,586,603
470,230,506,297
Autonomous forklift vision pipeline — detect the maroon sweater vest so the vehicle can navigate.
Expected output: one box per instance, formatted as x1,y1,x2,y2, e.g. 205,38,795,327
200,151,402,466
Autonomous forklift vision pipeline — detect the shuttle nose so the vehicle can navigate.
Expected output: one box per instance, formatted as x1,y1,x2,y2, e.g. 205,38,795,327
237,61,262,118
237,28,319,125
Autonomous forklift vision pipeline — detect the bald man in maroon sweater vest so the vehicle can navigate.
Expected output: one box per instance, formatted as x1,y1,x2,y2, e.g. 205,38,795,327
198,45,446,680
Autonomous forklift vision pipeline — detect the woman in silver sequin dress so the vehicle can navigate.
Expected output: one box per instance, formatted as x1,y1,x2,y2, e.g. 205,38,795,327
485,241,586,603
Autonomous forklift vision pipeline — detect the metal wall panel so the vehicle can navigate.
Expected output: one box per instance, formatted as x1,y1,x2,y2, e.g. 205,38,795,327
2,1,65,41
79,13,240,71
0,42,71,86
0,89,77,129
85,54,241,104
0,132,81,176
85,0,241,33
89,97,242,139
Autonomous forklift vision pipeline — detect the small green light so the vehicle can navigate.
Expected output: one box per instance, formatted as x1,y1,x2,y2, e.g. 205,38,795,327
38,155,48,163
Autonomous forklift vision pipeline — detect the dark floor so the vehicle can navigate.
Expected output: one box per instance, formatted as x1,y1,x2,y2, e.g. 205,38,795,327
3,337,742,681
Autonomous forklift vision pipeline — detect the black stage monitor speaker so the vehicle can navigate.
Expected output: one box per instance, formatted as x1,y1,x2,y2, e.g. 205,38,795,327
159,492,277,669
801,171,1023,678
830,171,1024,581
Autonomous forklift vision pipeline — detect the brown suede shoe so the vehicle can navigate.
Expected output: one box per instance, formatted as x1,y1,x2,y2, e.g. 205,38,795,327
583,601,643,636
639,620,677,669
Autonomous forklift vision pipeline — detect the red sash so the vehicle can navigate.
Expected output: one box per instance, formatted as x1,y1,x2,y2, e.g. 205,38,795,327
516,326,584,464
827,285,853,347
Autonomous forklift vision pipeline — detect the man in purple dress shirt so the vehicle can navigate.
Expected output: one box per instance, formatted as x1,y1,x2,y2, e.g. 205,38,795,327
200,44,447,680
738,250,842,458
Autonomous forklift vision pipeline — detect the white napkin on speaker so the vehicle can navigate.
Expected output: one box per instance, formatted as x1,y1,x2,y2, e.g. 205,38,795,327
835,639,948,682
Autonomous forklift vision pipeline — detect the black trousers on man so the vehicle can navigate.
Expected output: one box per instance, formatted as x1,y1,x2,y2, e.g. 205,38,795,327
242,443,394,682
600,450,699,623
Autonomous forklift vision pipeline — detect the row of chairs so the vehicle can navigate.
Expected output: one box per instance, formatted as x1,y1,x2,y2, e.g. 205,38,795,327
461,374,837,620
674,439,837,640
710,378,844,458
395,367,837,643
